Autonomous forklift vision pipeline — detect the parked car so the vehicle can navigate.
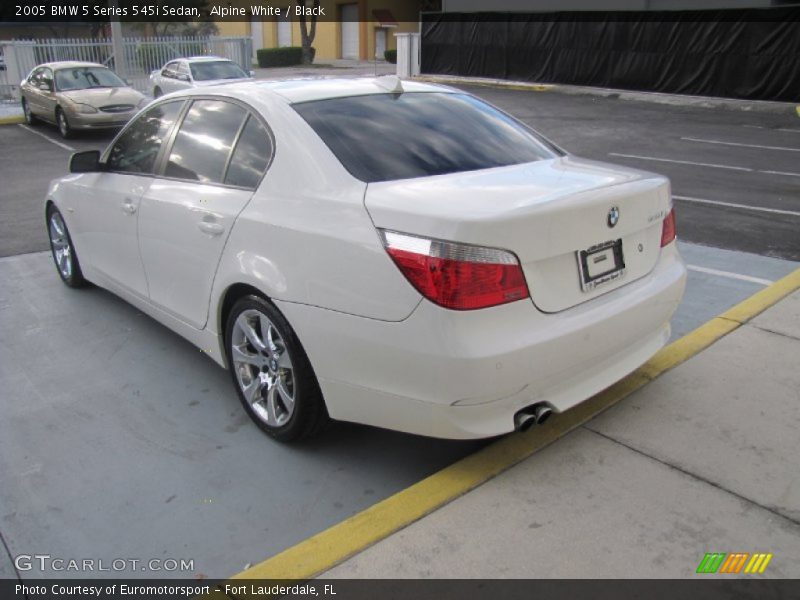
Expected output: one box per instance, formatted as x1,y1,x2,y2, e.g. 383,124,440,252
149,56,253,97
45,77,686,442
20,61,147,139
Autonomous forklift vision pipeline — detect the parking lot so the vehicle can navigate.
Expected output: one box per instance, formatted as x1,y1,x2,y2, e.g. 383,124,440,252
462,85,800,262
1,84,798,580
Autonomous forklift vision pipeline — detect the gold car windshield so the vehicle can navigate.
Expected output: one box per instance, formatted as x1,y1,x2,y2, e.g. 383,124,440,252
55,67,126,91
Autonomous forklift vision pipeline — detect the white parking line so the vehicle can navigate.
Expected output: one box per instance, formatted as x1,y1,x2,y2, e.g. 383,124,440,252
18,124,75,152
686,264,773,286
680,136,800,152
761,170,800,178
673,195,800,217
610,153,800,178
742,125,800,134
608,153,752,172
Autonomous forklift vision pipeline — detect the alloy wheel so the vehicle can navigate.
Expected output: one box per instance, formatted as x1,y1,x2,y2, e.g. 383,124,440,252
49,211,72,279
230,309,296,428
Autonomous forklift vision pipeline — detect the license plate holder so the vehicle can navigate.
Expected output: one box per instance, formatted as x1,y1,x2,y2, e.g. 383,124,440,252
577,239,625,292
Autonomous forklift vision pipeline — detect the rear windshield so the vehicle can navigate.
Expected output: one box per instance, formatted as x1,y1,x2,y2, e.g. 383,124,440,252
293,92,558,183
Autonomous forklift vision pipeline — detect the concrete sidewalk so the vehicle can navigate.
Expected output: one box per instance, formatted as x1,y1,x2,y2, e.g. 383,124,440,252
0,100,22,122
321,289,800,578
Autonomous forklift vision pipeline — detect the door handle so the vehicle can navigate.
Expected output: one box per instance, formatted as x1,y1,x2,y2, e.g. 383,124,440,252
197,220,225,236
121,199,137,215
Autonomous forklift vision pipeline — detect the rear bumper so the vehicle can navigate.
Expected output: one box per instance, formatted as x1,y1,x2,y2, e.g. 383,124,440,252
277,243,687,439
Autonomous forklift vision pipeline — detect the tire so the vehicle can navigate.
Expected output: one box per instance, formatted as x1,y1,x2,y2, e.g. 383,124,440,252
56,107,73,139
47,205,86,288
225,295,328,442
22,98,38,125
153,87,163,98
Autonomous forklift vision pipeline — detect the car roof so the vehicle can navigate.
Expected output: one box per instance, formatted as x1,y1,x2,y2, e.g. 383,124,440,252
175,77,456,105
183,56,229,63
37,61,105,70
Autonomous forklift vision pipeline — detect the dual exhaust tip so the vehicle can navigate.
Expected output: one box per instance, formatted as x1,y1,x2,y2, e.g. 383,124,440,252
514,403,554,432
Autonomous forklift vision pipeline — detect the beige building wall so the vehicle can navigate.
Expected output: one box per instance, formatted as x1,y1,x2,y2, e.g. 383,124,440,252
215,21,248,37
214,0,419,62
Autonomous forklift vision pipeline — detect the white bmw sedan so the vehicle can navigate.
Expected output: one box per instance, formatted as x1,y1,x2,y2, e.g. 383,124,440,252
45,77,686,442
150,56,253,98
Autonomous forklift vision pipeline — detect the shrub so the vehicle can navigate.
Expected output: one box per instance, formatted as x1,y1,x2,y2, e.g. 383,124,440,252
384,49,397,64
256,47,305,67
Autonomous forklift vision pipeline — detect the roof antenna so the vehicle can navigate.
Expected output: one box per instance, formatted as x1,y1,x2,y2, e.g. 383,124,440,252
374,75,403,93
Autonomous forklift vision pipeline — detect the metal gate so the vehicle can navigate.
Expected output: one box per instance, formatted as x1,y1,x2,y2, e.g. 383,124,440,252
0,36,252,99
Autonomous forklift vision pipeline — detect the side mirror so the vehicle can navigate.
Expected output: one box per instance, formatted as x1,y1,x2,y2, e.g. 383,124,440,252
70,150,102,173
38,81,52,92
177,73,190,82
249,70,255,78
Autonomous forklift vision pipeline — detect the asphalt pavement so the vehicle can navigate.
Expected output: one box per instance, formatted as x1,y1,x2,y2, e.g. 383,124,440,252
447,84,800,261
0,124,112,257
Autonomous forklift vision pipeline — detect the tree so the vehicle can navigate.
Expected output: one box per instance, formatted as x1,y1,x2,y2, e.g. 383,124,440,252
295,0,320,65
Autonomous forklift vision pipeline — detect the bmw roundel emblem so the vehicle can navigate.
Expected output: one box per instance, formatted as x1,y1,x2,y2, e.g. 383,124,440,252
607,206,620,228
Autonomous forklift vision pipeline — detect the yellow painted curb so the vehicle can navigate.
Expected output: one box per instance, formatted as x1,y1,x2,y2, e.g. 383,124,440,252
0,115,24,126
223,267,800,590
719,268,800,325
638,317,738,380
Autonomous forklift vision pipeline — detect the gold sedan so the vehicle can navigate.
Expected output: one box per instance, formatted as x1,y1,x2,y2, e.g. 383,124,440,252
20,61,148,139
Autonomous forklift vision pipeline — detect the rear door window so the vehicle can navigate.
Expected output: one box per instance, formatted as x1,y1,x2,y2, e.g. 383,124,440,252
177,62,190,80
294,92,559,183
162,62,178,78
224,115,272,189
164,99,247,183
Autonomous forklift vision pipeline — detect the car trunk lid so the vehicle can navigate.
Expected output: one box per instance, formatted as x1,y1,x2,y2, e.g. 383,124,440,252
364,156,672,313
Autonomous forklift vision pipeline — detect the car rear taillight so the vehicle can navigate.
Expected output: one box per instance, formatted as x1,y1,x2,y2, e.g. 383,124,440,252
379,230,529,310
661,208,676,247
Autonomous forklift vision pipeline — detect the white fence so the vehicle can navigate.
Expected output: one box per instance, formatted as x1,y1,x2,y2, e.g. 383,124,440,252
0,36,252,99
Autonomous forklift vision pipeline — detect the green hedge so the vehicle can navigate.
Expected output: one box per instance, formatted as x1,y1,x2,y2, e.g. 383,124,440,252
256,46,308,67
384,49,397,64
